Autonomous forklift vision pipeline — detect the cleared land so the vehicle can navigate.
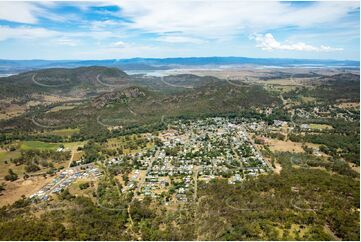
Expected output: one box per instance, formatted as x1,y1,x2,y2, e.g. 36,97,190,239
46,105,77,113
308,124,333,130
47,128,80,136
0,176,52,206
267,139,322,153
20,141,60,151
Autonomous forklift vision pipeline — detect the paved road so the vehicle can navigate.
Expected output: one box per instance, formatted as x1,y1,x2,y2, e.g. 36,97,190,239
231,133,244,169
41,163,95,196
193,166,199,201
136,149,160,193
242,127,273,170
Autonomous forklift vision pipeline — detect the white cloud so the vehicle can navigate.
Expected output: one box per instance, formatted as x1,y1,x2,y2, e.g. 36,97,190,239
0,1,83,24
0,25,122,43
155,35,206,44
0,1,358,44
251,33,343,52
0,25,60,41
111,0,359,39
90,20,123,30
78,43,164,59
0,1,40,24
54,38,78,47
111,40,127,48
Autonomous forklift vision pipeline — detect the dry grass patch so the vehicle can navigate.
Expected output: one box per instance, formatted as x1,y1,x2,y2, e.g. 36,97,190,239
268,139,305,153
46,105,76,113
308,124,333,130
68,178,97,200
336,102,359,109
0,104,27,120
0,176,52,206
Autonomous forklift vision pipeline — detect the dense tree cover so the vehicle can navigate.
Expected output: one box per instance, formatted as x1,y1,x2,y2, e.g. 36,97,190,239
196,167,359,240
0,196,129,240
288,116,359,165
274,152,358,178
283,74,360,103
82,141,102,164
289,131,359,165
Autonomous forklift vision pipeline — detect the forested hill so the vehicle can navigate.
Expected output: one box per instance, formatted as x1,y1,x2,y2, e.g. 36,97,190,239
0,66,130,99
0,78,280,132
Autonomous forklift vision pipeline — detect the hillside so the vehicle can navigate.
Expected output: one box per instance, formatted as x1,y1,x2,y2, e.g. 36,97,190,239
0,66,130,100
0,74,280,132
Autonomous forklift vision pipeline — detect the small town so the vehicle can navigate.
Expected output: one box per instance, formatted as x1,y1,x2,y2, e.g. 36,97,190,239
30,118,272,204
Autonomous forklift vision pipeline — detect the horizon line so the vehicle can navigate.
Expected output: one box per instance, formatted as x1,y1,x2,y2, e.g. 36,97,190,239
0,56,359,62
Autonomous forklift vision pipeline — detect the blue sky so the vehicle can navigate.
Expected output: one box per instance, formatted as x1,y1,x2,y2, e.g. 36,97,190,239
0,0,359,60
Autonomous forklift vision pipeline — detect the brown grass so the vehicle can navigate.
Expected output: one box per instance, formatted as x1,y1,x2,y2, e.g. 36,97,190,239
336,102,359,109
268,139,305,153
0,104,27,120
0,176,52,206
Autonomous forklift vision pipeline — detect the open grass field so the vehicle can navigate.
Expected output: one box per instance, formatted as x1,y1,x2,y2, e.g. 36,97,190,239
300,96,317,103
265,84,299,93
273,223,311,240
308,124,333,130
267,138,322,153
106,135,154,155
20,141,60,151
47,128,80,136
63,141,86,150
335,102,359,109
68,178,97,200
0,161,24,180
72,152,83,162
268,139,305,153
46,105,77,113
0,150,21,162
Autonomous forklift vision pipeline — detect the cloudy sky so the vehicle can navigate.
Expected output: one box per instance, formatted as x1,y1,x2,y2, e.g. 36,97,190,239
0,0,359,60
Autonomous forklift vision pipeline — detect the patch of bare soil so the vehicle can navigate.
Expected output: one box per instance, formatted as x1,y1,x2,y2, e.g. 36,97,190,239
0,176,52,206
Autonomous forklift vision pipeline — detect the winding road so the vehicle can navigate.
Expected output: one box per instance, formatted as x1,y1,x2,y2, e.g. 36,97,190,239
160,76,194,89
31,74,66,88
96,74,129,88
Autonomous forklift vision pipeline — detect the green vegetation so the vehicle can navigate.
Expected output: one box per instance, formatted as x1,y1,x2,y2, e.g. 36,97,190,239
0,161,358,240
196,166,359,240
79,182,90,190
0,68,358,241
4,169,18,181
48,128,80,137
289,120,359,165
0,183,5,194
20,141,60,151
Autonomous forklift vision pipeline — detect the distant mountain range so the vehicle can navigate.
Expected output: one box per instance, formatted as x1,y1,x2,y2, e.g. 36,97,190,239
0,57,359,74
